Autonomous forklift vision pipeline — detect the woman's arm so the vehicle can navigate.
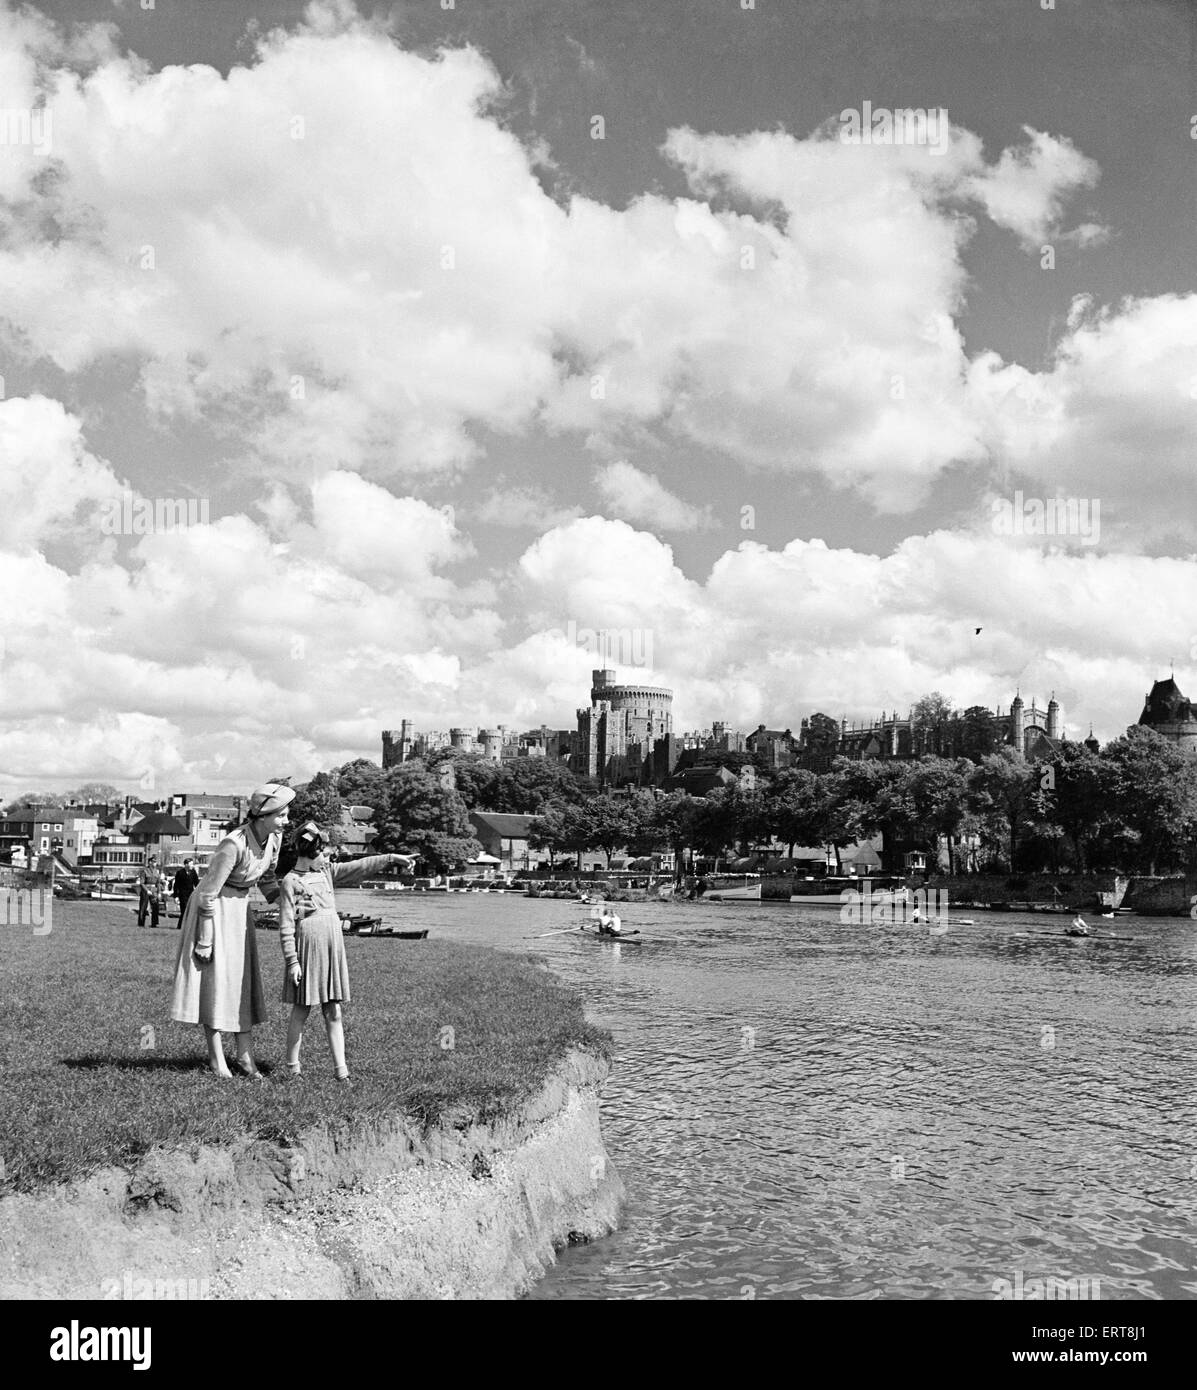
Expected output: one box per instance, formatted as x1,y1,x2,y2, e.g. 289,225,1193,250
330,853,411,888
194,836,239,949
278,876,300,969
256,832,284,905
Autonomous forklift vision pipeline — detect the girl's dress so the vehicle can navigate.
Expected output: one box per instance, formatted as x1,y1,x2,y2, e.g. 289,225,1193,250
279,854,399,1005
170,825,282,1033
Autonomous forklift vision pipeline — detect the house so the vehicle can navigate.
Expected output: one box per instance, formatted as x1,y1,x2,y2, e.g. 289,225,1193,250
468,811,538,873
31,811,68,859
126,811,192,870
0,810,36,862
59,814,100,867
667,764,758,796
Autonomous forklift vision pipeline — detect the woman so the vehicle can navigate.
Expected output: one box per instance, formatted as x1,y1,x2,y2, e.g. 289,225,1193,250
170,781,295,1078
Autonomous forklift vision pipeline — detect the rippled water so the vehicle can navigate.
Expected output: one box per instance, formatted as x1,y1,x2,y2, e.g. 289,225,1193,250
339,888,1197,1300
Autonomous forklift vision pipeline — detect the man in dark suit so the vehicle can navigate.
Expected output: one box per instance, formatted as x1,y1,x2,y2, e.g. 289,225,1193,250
172,858,199,926
138,858,165,928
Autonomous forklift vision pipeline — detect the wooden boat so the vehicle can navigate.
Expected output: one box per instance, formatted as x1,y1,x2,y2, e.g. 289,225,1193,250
340,913,382,935
702,874,762,902
581,927,642,944
376,927,429,940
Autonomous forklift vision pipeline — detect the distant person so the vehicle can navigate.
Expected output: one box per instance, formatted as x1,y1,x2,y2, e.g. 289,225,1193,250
137,858,165,929
596,905,622,937
170,782,296,1079
278,821,414,1082
172,858,199,925
1066,915,1091,937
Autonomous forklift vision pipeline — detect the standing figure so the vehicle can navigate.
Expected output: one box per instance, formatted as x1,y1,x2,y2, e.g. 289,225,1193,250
172,858,199,926
138,858,164,929
170,782,295,1078
279,822,413,1082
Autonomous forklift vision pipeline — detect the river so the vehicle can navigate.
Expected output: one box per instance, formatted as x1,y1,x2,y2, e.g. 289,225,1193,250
338,887,1197,1300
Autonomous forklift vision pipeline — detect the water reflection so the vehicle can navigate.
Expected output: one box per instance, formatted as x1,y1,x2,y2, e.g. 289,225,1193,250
339,889,1197,1300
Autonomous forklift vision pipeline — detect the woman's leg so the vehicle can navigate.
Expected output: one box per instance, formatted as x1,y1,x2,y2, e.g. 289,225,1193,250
286,1004,311,1072
321,1001,348,1078
204,1025,232,1078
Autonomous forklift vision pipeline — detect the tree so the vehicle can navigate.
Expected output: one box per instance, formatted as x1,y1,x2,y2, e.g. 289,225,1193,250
287,772,345,849
587,793,637,869
557,802,598,866
765,769,823,857
8,792,68,810
72,782,122,806
528,804,568,868
1041,743,1115,873
372,763,480,872
970,749,1038,871
802,712,841,771
431,752,507,811
1102,728,1197,874
899,757,974,873
826,759,911,873
911,692,953,756
334,759,388,816
959,706,997,763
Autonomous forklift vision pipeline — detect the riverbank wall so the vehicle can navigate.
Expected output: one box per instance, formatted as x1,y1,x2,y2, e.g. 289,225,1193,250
0,1048,622,1300
1120,876,1197,917
918,873,1127,909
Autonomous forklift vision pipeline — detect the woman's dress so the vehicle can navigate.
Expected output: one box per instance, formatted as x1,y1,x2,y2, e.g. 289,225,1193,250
169,825,282,1033
279,855,399,1006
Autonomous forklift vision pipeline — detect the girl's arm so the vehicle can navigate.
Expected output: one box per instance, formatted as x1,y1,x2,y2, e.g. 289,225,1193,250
330,853,411,888
194,836,239,949
278,876,300,970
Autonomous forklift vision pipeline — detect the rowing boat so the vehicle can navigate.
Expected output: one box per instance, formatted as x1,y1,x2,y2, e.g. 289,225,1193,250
1013,929,1135,942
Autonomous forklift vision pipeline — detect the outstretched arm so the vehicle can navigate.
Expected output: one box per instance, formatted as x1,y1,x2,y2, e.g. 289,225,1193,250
330,853,415,888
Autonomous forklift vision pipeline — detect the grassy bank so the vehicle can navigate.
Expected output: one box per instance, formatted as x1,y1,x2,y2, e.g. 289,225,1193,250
0,901,610,1194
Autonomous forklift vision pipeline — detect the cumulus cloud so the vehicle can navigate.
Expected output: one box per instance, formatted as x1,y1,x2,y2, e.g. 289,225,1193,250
594,462,715,532
471,487,584,529
0,2,1118,513
969,292,1197,544
962,127,1103,251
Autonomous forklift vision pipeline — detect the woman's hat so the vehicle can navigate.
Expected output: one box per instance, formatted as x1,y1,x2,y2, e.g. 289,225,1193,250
248,782,296,818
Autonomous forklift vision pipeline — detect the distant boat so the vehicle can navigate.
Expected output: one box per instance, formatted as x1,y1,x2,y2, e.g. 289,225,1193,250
702,874,762,902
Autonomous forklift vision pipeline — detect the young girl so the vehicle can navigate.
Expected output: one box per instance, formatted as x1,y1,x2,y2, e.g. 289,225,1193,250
278,822,413,1081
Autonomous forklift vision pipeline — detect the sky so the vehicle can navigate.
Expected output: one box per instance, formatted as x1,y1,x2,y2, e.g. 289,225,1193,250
0,0,1195,797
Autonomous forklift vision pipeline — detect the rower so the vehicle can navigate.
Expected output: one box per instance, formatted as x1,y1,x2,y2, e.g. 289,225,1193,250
1065,914,1091,937
597,905,623,937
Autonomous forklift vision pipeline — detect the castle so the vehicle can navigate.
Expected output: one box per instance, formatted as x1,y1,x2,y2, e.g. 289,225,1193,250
832,693,1065,765
1137,676,1197,754
573,670,674,786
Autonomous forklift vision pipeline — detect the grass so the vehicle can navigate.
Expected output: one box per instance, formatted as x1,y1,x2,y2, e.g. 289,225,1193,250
0,901,611,1193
